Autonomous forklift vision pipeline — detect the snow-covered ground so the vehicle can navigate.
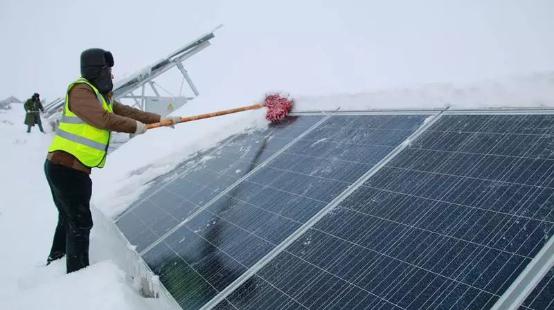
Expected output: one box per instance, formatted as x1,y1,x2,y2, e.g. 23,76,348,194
1,74,554,310
0,107,175,310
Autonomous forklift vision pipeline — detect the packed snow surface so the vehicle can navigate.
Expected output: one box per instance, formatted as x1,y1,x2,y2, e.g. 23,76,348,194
0,107,175,310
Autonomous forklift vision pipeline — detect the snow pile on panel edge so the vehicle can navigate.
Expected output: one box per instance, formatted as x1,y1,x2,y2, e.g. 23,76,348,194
295,72,554,111
94,72,554,220
92,107,268,219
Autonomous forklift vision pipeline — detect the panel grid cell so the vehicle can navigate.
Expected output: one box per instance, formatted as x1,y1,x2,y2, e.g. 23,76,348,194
219,114,554,310
141,115,427,310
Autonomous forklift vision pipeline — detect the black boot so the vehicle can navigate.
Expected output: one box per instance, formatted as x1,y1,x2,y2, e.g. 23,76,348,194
47,198,67,266
66,226,90,273
46,251,65,265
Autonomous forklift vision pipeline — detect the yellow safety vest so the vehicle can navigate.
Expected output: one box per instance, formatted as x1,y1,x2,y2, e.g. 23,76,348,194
48,78,113,168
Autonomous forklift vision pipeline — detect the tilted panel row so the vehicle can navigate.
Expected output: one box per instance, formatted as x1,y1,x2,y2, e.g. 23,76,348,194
216,114,554,310
141,115,428,310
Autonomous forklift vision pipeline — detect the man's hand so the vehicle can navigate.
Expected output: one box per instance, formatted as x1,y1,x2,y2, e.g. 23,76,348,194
134,121,147,135
161,116,181,128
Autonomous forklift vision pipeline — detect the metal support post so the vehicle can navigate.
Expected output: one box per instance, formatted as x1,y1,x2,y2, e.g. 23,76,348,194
175,62,199,96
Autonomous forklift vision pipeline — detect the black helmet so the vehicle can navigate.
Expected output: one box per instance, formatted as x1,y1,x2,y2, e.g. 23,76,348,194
32,93,39,99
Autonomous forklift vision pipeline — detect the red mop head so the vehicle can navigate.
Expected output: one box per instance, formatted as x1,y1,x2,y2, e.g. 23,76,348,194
264,94,294,123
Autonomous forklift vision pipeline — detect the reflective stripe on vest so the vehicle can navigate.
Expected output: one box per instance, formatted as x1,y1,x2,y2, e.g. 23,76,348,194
48,78,113,168
61,115,86,124
55,128,107,151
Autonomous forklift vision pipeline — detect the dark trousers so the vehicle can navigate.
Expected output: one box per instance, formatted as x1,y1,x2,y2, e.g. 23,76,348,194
44,160,93,273
27,122,44,133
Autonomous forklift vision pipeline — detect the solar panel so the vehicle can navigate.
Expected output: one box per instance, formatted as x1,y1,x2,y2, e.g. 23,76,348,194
522,267,554,310
116,115,324,252
141,114,428,309
214,113,554,310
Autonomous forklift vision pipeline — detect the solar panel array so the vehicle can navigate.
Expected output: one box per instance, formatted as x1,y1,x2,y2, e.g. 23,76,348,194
139,115,427,309
214,114,554,310
117,112,554,310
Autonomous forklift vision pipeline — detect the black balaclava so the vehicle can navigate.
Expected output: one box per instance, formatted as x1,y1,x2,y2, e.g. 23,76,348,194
80,48,114,94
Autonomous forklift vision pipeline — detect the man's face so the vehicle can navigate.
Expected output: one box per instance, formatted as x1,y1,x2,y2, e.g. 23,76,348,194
94,66,114,94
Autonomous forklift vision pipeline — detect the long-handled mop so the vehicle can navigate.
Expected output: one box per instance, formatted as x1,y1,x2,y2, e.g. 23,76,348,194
146,94,294,130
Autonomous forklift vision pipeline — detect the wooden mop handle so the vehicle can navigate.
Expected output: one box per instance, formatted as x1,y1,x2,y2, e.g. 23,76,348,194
146,103,265,129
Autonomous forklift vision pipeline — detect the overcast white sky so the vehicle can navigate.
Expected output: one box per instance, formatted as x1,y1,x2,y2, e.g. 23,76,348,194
1,0,554,105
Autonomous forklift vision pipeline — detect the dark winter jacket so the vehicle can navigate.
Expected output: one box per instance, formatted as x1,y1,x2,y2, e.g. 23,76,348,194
24,98,44,126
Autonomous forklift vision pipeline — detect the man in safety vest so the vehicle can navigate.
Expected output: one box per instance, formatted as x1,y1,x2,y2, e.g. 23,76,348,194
44,48,179,273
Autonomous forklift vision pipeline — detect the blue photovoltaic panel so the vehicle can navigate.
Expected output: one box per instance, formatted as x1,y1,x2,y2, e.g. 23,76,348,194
521,267,554,310
142,115,428,310
114,145,225,250
116,116,323,252
218,114,554,310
